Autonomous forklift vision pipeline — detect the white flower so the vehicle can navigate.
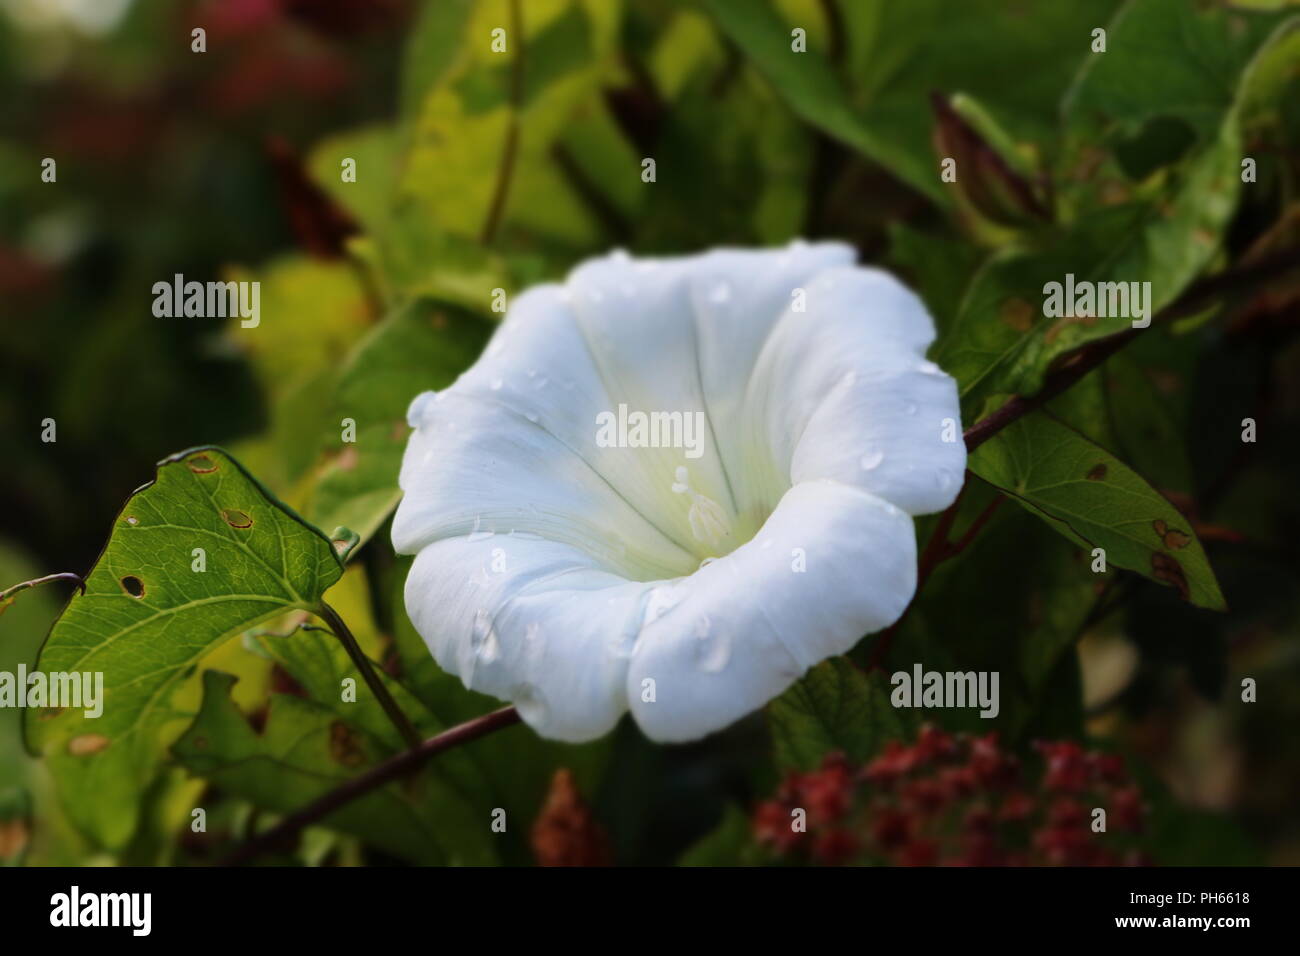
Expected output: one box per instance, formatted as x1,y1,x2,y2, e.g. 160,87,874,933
392,242,965,743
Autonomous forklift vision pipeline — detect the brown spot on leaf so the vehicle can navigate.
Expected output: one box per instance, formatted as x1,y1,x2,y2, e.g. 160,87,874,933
530,768,612,866
1086,464,1107,481
335,446,359,471
1000,298,1034,332
270,664,308,699
120,575,145,598
1160,524,1191,550
1151,552,1190,600
0,819,29,862
430,311,449,331
221,508,253,529
187,454,219,473
67,734,110,756
1147,369,1182,395
1153,519,1167,537
329,721,367,767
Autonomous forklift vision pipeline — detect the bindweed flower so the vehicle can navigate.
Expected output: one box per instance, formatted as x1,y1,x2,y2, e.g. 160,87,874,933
392,242,965,742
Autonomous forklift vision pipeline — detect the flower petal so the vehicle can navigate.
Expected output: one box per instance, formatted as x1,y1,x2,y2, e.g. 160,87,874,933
625,479,916,742
746,267,967,515
394,386,696,582
404,535,654,742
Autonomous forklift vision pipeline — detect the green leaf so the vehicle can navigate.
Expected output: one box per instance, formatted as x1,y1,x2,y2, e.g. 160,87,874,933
173,671,496,865
398,0,620,246
678,804,757,866
968,410,1226,610
27,447,346,848
936,9,1300,411
699,0,942,203
305,300,491,548
932,204,1146,413
766,657,903,771
703,0,1120,205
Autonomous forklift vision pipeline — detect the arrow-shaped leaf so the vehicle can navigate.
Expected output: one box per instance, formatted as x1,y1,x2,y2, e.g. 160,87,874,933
27,447,347,848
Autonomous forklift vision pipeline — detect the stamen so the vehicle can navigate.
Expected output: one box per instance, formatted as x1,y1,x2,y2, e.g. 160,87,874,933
672,465,731,551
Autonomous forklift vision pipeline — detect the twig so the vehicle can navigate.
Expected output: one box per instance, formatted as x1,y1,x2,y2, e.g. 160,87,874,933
0,572,85,615
479,0,524,245
317,601,422,750
220,705,521,865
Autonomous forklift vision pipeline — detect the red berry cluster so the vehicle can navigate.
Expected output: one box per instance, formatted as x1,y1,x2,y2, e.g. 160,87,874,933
753,727,1150,866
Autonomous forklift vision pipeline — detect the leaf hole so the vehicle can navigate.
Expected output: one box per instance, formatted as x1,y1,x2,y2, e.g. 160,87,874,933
120,576,146,598
187,454,219,474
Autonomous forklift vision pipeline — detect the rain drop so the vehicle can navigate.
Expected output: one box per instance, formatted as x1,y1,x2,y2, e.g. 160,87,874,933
693,616,730,673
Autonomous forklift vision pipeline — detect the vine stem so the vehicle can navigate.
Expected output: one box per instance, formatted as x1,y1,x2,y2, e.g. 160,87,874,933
0,572,85,609
220,706,521,866
479,0,524,246
317,601,422,750
223,245,1300,863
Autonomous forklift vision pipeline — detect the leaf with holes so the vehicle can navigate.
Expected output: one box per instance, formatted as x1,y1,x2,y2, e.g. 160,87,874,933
25,447,348,849
968,410,1226,611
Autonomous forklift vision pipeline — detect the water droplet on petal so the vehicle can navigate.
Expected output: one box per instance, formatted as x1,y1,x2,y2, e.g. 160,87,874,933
904,400,919,416
406,391,437,428
860,448,885,471
514,682,548,726
490,377,503,391
693,616,730,673
642,585,682,627
709,281,732,304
